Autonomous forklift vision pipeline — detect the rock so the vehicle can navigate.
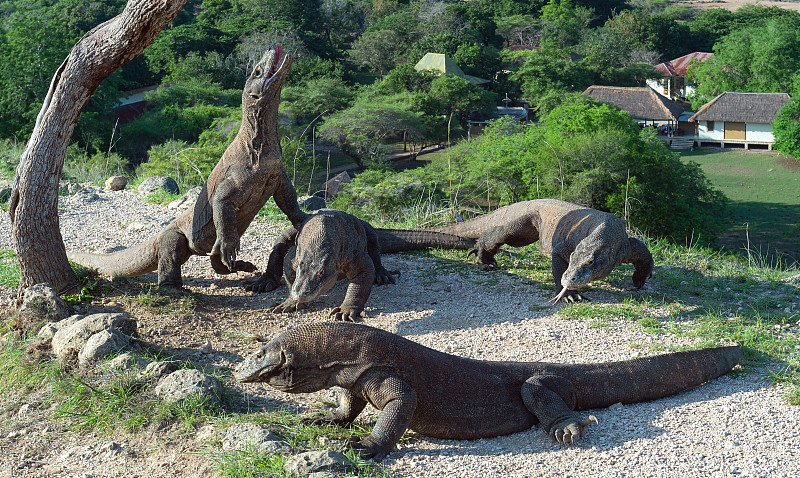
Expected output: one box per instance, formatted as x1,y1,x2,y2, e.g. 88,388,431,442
298,195,326,211
200,340,213,353
138,360,180,381
284,450,355,477
168,186,202,210
153,369,221,404
104,176,127,191
78,329,132,365
0,187,10,203
222,422,287,454
51,313,136,362
17,283,71,323
60,182,84,195
195,424,217,442
138,176,179,196
17,404,33,419
106,353,150,372
127,216,175,231
38,314,83,340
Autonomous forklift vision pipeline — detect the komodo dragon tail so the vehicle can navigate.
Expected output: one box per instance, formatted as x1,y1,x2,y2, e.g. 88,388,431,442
568,345,742,410
376,229,476,253
68,236,159,278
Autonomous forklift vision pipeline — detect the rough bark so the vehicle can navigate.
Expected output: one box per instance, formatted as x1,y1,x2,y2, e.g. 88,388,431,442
8,0,188,296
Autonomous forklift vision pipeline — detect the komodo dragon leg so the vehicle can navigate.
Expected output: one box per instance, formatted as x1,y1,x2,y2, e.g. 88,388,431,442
626,237,655,289
344,369,418,460
156,229,192,289
245,226,299,292
331,251,376,321
364,224,399,285
304,389,368,426
520,375,596,444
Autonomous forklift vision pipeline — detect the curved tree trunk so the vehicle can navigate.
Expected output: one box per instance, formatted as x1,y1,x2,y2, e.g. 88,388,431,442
8,0,187,296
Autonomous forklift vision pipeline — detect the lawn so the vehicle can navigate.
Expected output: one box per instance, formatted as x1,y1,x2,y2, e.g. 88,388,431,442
681,150,800,264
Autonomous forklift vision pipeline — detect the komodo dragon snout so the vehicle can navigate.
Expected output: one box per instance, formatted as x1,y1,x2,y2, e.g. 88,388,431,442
289,251,341,304
561,241,616,290
244,44,292,103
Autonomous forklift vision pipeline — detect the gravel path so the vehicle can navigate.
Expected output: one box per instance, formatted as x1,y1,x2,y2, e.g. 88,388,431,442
1,186,799,478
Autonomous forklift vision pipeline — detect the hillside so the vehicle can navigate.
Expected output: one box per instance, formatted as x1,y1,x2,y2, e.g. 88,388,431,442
1,187,798,477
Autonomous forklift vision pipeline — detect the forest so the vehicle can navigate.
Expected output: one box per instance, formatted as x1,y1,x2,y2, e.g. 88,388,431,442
1,0,799,244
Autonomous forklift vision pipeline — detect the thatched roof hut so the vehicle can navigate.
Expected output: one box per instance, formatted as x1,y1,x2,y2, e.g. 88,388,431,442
583,86,684,122
689,92,790,123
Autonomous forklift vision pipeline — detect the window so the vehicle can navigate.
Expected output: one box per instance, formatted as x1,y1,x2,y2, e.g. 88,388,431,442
707,121,715,132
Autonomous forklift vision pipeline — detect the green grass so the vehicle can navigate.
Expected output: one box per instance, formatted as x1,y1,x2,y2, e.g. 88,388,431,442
681,150,800,262
0,249,20,288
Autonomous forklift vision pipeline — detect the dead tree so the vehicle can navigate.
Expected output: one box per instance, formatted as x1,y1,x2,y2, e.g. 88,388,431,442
8,0,187,296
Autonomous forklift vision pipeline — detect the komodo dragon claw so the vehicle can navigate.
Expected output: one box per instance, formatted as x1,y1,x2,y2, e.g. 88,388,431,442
548,286,589,304
550,415,598,444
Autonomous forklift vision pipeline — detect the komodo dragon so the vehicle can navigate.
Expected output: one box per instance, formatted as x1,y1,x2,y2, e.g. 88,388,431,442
244,209,474,321
427,198,654,302
69,45,306,288
235,322,742,460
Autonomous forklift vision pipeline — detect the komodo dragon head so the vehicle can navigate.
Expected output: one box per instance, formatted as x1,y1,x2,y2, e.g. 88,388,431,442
241,44,293,121
560,225,625,291
288,214,349,305
234,323,373,392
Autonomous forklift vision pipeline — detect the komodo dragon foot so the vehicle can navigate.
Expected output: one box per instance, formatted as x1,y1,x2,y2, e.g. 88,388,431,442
344,436,393,461
375,268,400,286
270,298,307,314
548,286,590,304
549,415,598,444
329,306,363,322
244,275,282,293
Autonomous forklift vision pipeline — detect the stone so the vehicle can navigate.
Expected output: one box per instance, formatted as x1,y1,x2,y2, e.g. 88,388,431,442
153,369,221,404
17,283,71,323
221,422,287,454
298,195,326,211
51,313,136,362
138,176,179,196
0,187,10,203
138,360,180,381
284,450,354,477
37,314,83,340
78,329,132,365
168,186,202,210
104,176,127,191
127,216,175,231
106,353,150,372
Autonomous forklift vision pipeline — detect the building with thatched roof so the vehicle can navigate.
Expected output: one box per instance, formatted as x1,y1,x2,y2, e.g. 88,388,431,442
414,53,490,86
583,86,685,125
689,92,790,149
646,52,714,101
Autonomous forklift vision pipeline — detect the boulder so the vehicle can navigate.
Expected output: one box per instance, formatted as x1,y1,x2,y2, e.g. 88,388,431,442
167,186,203,210
104,176,127,191
222,422,287,454
106,353,150,372
153,369,221,404
51,313,136,362
0,187,10,203
138,360,180,381
126,216,175,231
298,195,326,211
138,176,179,196
17,283,71,323
78,329,132,365
37,314,83,340
284,450,354,478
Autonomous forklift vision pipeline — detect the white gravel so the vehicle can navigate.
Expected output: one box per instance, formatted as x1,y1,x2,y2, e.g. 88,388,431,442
1,186,799,478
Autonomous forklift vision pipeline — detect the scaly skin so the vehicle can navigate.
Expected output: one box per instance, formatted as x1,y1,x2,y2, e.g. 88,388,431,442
429,199,654,302
235,322,742,460
245,211,475,320
245,210,398,321
69,45,306,288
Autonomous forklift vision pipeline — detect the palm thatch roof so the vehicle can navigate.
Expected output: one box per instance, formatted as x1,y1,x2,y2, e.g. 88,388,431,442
689,92,790,123
583,86,684,122
414,53,490,85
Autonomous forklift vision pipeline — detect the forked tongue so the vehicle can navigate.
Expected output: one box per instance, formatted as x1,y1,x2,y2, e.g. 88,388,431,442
548,285,569,304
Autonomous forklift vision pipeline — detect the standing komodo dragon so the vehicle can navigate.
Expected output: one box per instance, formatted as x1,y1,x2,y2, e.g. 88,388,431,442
427,198,654,302
69,45,306,288
244,209,474,321
235,322,742,460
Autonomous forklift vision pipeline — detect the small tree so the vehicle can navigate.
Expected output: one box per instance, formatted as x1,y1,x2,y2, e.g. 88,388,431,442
9,0,188,295
349,29,404,76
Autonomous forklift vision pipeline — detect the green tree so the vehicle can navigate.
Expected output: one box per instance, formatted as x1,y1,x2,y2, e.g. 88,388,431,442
349,29,404,75
687,17,800,108
281,76,354,120
506,50,593,104
773,74,800,158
